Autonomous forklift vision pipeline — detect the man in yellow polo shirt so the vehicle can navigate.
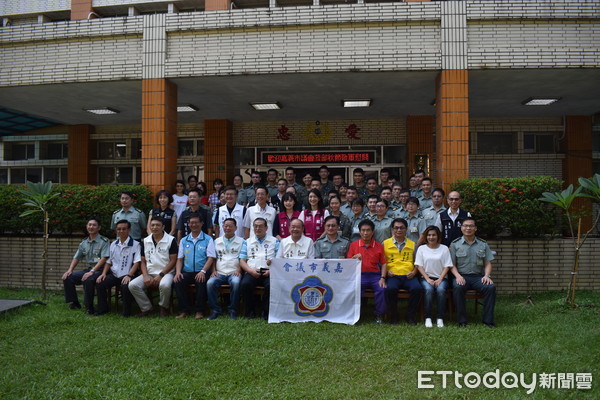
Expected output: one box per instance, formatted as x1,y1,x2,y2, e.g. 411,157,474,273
383,218,422,325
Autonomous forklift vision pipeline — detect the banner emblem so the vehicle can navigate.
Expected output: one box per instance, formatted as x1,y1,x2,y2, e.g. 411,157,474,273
291,276,333,317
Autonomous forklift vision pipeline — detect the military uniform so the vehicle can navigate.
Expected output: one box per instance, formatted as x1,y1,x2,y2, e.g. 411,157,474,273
418,195,433,210
405,213,426,243
112,207,147,240
450,236,496,326
314,234,350,259
422,206,446,228
63,234,110,311
373,216,393,244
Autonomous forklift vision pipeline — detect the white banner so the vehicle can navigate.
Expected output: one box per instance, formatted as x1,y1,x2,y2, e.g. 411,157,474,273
269,258,361,325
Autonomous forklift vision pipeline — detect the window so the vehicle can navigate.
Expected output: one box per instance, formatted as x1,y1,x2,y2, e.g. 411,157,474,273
383,146,405,164
477,132,516,154
178,139,204,157
10,168,26,184
0,169,7,184
40,142,68,160
99,166,135,184
131,139,142,159
593,130,600,154
98,141,127,159
523,132,557,154
5,143,35,160
45,167,68,184
27,168,42,183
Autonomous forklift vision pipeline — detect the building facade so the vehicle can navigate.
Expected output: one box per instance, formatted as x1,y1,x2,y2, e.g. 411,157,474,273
0,0,598,194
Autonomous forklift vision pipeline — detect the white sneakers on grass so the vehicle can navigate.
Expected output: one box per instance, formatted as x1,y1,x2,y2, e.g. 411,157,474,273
425,318,445,328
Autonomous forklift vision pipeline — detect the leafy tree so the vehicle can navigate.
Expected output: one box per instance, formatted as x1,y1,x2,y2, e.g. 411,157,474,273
19,181,60,300
540,174,600,306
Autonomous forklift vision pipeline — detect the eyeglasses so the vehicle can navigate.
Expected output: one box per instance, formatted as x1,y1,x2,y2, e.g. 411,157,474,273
392,226,407,230
448,198,461,201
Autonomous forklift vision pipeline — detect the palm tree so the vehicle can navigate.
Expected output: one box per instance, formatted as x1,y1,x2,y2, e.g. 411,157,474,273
540,173,600,306
19,181,60,300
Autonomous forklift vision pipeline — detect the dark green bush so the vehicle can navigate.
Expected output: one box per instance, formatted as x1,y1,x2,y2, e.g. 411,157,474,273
0,184,153,238
451,176,563,238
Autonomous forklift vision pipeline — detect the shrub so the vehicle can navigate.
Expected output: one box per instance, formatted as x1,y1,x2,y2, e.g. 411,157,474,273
0,184,153,237
451,176,563,238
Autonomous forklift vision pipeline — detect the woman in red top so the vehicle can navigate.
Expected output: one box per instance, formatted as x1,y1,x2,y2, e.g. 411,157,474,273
299,189,329,241
273,192,300,240
197,181,210,206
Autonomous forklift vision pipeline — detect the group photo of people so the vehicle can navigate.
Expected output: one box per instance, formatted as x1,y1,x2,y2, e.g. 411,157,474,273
62,165,496,328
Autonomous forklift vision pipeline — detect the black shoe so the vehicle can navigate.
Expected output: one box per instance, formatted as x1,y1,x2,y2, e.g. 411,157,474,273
69,303,81,310
207,312,220,321
93,311,107,316
484,322,497,328
406,319,416,326
229,311,238,320
245,312,255,319
459,322,468,327
86,309,95,315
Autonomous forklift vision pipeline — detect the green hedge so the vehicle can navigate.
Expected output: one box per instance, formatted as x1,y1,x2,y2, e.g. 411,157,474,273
451,176,563,238
0,184,153,237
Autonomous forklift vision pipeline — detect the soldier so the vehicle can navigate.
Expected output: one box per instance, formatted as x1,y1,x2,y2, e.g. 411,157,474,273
62,217,110,314
450,218,496,328
314,216,349,259
111,191,146,241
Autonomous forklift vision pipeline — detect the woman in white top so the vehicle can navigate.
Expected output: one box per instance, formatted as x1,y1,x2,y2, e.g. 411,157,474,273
415,225,453,328
172,180,188,219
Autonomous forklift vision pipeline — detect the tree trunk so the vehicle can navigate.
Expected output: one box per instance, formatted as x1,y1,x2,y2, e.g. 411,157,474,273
42,211,48,300
566,219,581,307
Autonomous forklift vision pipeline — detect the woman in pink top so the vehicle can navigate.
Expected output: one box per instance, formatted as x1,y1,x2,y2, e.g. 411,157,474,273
273,192,300,240
299,189,329,241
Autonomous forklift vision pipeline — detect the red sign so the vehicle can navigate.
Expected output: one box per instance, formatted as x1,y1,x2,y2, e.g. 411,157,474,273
261,151,376,165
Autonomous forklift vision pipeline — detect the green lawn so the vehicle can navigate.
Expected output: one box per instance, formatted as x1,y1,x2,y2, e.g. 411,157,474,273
0,288,598,400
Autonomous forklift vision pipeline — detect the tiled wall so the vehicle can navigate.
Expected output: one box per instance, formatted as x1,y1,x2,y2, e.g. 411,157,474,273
232,119,406,146
2,236,598,294
1,1,598,87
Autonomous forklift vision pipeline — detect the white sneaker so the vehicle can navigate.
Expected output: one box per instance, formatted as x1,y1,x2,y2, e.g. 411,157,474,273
425,318,433,328
437,319,444,328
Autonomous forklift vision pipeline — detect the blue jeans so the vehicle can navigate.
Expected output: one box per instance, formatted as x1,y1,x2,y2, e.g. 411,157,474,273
420,278,449,319
207,274,241,314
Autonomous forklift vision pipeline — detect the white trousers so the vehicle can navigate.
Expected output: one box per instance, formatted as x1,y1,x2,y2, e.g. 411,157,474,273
129,273,173,312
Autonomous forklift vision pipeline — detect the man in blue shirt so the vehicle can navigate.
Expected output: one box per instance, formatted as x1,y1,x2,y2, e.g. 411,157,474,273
173,213,216,319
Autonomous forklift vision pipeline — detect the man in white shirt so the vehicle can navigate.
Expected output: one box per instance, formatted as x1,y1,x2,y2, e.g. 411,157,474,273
207,218,244,320
244,185,276,239
129,217,178,317
95,220,141,317
276,219,315,259
214,185,246,238
435,190,472,246
240,218,280,319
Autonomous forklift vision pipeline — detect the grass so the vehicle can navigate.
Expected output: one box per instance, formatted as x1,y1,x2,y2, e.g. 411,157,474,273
0,288,598,400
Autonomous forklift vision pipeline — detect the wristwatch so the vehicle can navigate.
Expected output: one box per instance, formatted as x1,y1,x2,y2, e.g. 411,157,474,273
159,272,165,277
